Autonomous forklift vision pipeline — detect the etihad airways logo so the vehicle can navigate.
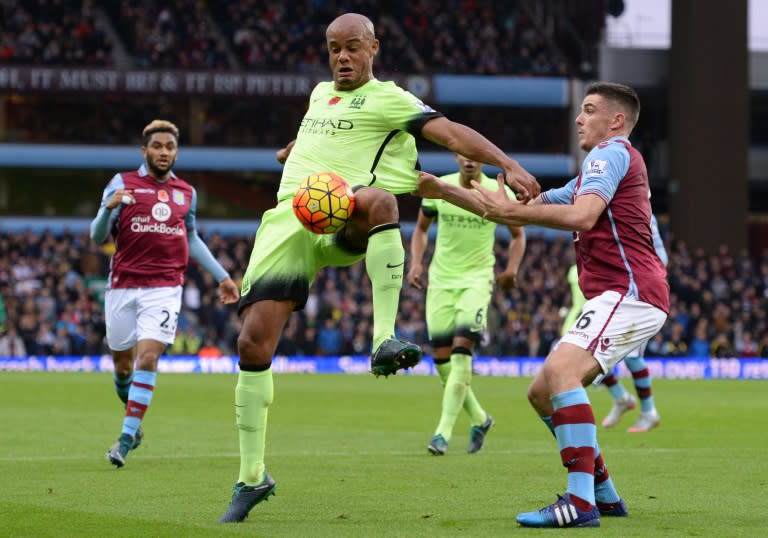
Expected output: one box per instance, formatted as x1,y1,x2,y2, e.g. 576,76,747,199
440,214,492,227
299,117,354,135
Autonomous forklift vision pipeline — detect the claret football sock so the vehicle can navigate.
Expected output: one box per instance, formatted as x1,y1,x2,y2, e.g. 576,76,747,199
122,370,156,439
551,388,597,512
593,448,621,505
602,373,629,401
625,356,656,413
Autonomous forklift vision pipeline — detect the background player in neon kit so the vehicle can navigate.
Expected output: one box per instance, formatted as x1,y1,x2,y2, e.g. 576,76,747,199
416,83,669,528
562,263,587,337
90,120,239,468
408,153,526,456
219,12,539,523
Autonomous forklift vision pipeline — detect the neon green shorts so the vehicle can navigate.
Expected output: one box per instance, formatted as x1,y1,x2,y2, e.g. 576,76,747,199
425,282,493,347
240,200,364,312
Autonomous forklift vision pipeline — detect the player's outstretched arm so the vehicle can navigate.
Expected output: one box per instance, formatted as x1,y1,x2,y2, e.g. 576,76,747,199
187,231,240,304
406,209,433,290
471,176,607,231
420,117,540,203
497,224,525,290
416,172,527,226
414,172,482,215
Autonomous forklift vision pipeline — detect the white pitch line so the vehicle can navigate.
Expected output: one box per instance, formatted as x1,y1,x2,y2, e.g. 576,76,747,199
0,447,692,463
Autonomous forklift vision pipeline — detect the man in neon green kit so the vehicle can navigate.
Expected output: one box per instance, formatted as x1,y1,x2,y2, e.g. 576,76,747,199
562,264,587,336
408,153,526,455
219,12,539,523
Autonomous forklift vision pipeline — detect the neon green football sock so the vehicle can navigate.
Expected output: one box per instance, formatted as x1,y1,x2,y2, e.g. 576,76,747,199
365,227,405,351
437,356,487,425
435,353,471,441
235,368,273,485
435,361,451,386
463,382,488,426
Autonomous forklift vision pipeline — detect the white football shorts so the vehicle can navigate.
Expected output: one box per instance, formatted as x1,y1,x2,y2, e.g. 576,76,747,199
559,290,667,374
104,286,182,350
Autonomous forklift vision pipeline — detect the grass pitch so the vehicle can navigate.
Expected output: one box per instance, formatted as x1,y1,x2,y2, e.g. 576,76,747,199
1,371,765,537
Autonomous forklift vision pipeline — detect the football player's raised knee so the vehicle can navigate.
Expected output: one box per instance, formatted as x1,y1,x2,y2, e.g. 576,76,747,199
352,187,399,228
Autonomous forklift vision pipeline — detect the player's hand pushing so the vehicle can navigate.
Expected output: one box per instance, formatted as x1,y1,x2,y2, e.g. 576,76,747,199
469,175,528,226
218,278,240,305
502,160,539,204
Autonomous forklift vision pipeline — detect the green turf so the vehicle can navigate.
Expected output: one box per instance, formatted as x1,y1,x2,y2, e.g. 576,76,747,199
1,372,765,536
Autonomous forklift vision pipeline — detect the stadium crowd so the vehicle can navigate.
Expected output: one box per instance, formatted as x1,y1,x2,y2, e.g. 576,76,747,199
105,0,232,69
1,227,766,359
0,0,113,66
2,0,600,77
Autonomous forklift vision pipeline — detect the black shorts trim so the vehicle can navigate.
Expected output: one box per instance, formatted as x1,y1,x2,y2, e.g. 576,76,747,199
238,276,309,315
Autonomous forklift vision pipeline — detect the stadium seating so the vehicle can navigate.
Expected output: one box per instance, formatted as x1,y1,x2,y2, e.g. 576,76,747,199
1,228,766,359
2,1,601,76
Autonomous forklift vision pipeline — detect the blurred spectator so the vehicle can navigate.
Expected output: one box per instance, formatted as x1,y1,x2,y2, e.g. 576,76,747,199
316,318,343,355
688,320,711,358
660,321,688,357
198,336,223,358
735,329,759,358
711,332,735,359
759,333,768,358
170,326,203,356
646,333,665,357
183,280,202,311
0,325,27,357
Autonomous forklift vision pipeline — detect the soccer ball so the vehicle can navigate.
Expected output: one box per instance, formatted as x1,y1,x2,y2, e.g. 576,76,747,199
292,172,355,234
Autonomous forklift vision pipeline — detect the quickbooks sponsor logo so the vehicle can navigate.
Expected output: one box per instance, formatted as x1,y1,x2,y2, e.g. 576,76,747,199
130,221,184,235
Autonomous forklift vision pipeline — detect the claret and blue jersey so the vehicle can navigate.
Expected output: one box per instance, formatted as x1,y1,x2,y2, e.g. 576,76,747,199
91,164,228,289
541,136,669,313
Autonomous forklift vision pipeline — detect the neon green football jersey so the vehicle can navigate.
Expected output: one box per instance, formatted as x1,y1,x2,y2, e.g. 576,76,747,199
422,172,515,289
277,79,442,202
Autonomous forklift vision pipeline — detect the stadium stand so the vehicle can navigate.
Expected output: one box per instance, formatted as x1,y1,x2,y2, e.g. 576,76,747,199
2,1,601,76
102,0,233,69
1,227,766,359
0,0,114,66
